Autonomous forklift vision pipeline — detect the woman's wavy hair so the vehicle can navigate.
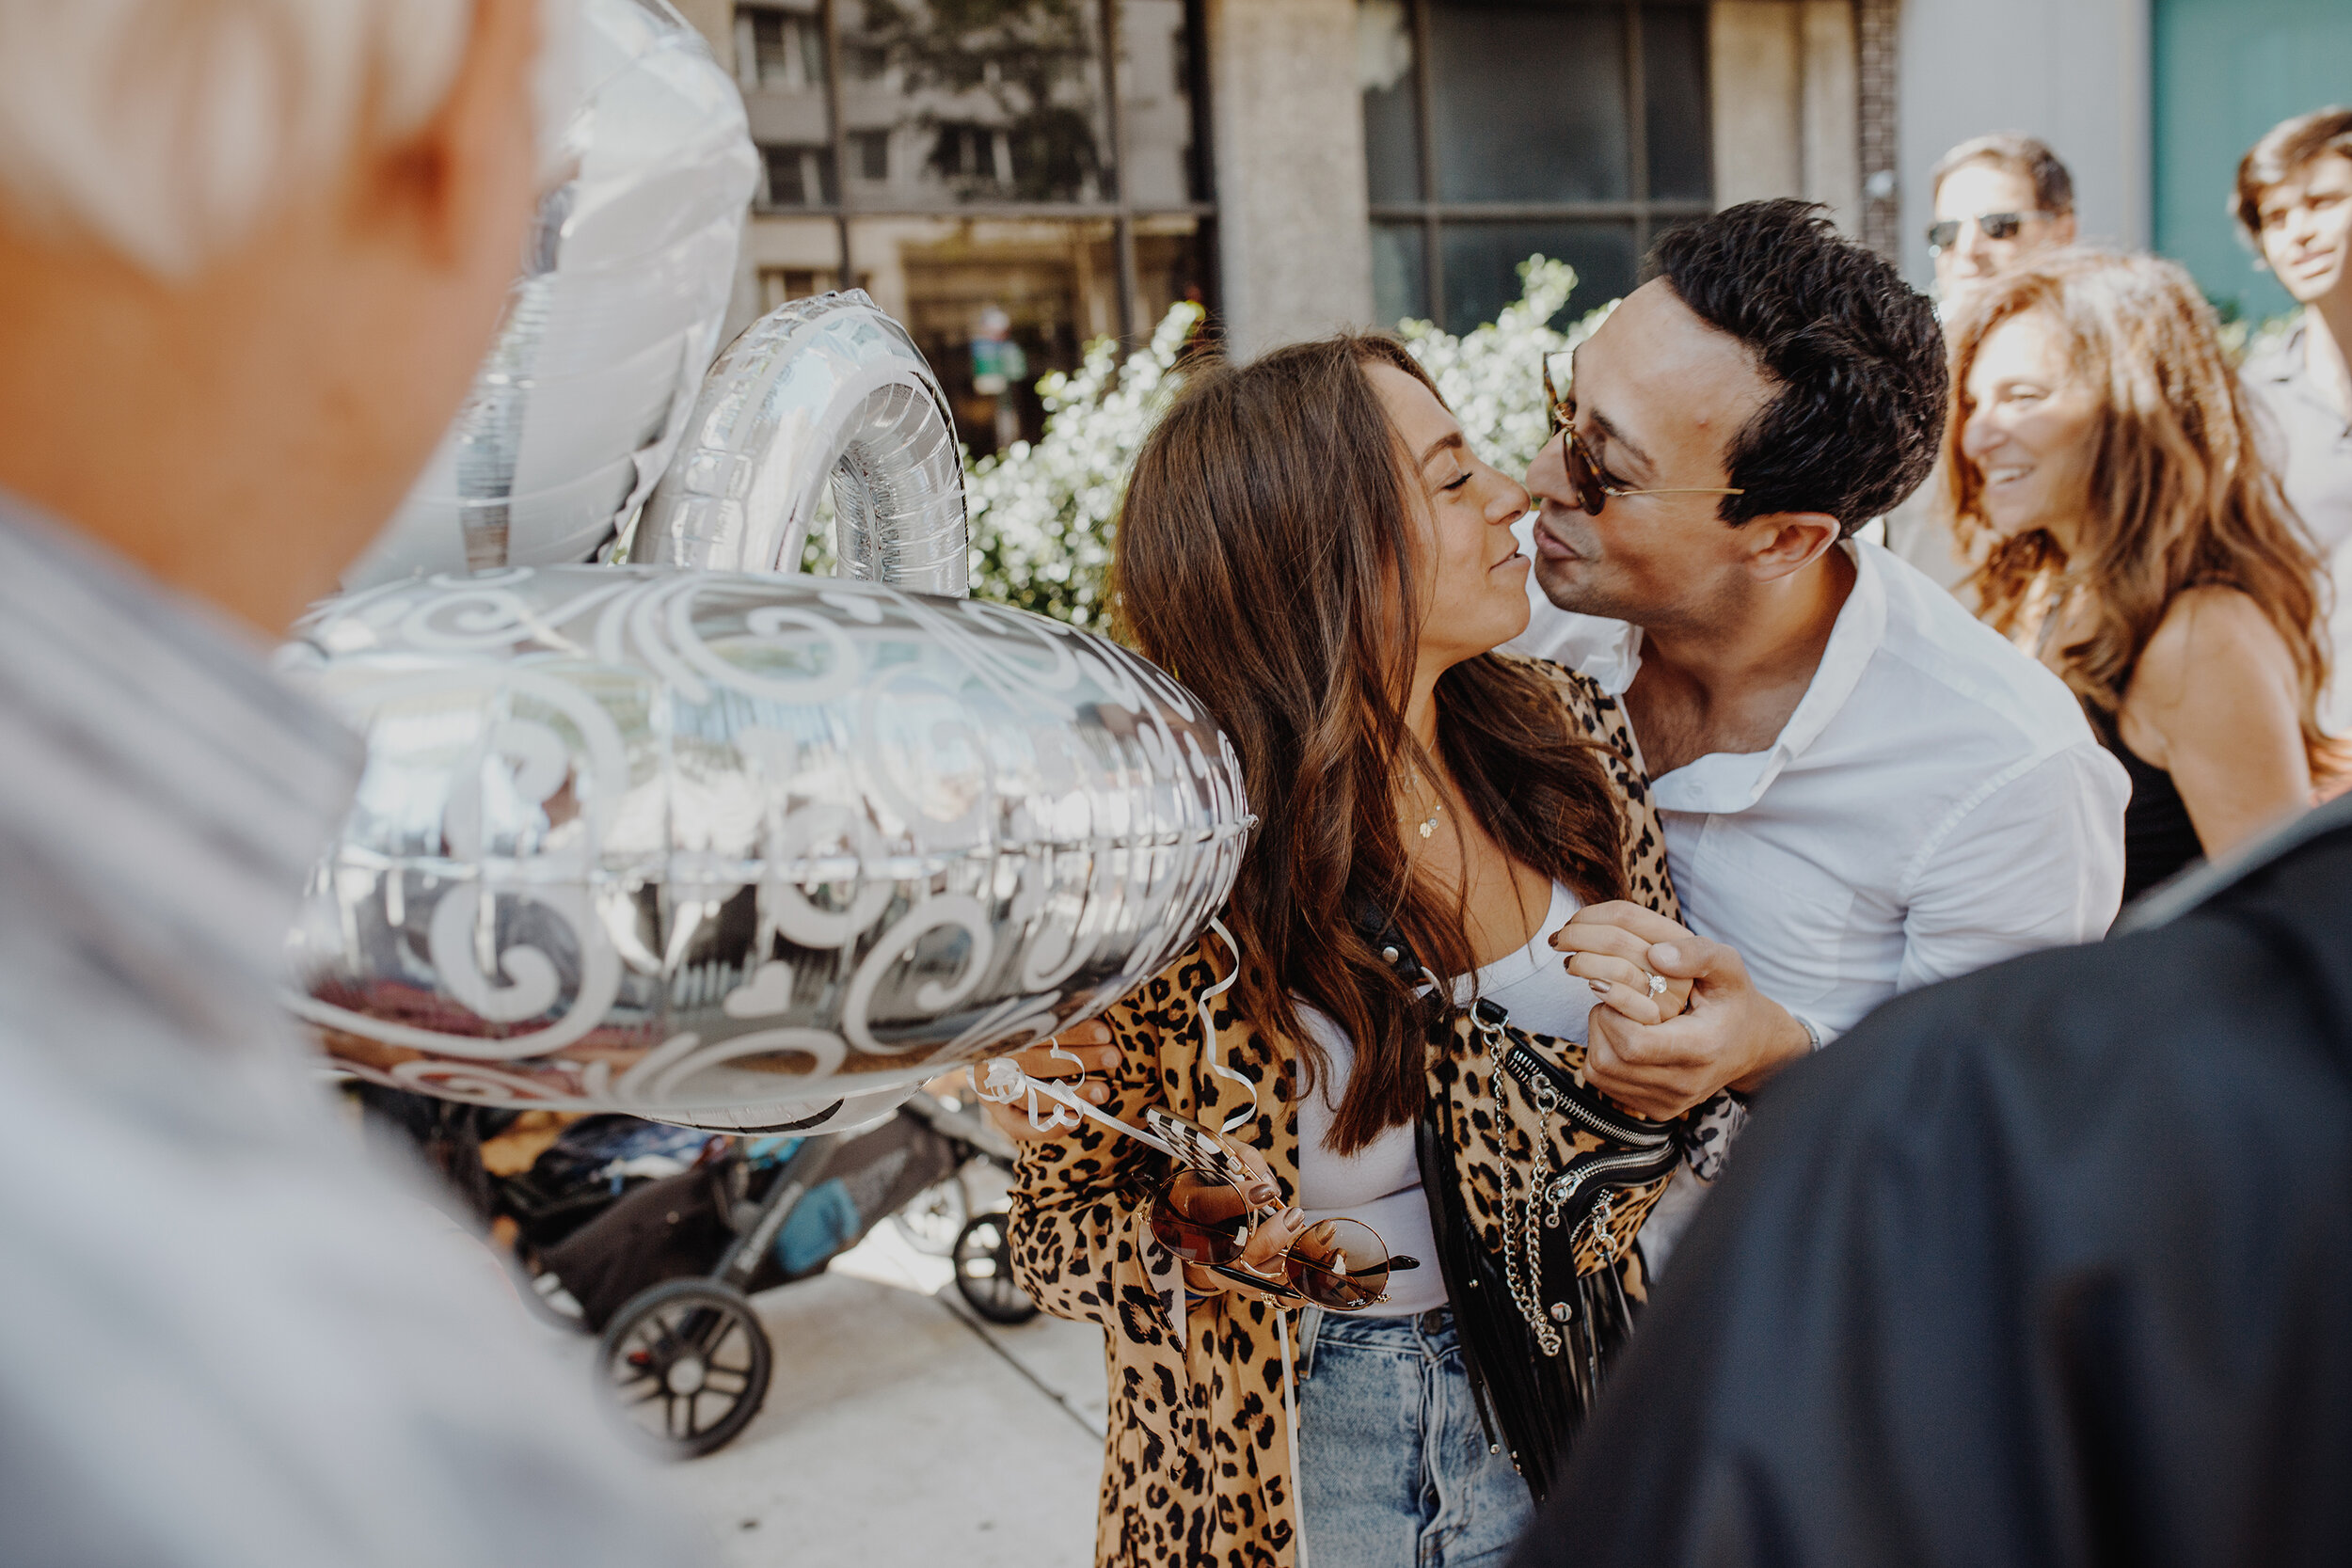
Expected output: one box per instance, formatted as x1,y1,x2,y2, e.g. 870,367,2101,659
1945,247,2334,779
1112,334,1629,1154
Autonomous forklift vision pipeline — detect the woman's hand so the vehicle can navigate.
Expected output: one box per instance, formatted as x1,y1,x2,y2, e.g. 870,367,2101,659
1161,1138,1297,1304
977,1022,1120,1143
1550,901,1697,1022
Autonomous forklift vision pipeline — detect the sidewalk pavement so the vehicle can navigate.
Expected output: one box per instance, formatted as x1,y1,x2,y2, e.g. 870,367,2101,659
589,1205,1110,1566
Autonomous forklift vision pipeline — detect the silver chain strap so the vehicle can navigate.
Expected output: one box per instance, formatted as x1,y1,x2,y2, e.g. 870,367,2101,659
1491,1025,1567,1357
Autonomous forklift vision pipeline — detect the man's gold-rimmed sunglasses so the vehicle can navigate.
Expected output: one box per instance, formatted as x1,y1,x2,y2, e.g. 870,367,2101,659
1541,352,1745,516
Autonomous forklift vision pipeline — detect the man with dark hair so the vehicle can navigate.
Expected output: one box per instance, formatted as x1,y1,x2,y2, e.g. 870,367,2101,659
1524,200,2128,1270
2234,107,2352,729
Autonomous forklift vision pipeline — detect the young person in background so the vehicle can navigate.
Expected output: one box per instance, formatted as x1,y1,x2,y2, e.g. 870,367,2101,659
1883,133,2080,592
1948,248,2333,900
2235,107,2352,733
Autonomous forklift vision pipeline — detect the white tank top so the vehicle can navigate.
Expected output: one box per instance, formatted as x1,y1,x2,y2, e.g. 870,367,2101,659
1293,881,1596,1315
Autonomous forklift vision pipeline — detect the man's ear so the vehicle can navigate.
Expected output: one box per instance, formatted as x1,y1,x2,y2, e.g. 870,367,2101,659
2051,212,2079,246
360,0,543,267
1739,512,1845,582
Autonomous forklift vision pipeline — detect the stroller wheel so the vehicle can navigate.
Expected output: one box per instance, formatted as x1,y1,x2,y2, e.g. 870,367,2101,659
952,1212,1040,1325
891,1168,972,1256
597,1278,773,1459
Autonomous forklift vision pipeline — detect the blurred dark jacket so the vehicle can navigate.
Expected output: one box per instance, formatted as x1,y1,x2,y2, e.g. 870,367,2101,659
1512,797,2352,1568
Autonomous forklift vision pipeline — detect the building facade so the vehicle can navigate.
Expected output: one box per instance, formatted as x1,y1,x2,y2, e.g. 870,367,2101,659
675,0,2352,455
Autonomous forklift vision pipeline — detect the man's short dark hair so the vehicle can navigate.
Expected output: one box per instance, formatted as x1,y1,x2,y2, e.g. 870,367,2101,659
2233,106,2352,242
1648,199,1947,535
1931,133,2076,215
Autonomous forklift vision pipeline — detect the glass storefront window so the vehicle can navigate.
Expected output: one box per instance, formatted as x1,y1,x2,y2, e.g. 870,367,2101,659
1371,219,1428,323
734,0,1216,457
1359,0,1711,331
1440,220,1637,329
1359,0,1422,205
846,214,1211,451
1431,4,1629,203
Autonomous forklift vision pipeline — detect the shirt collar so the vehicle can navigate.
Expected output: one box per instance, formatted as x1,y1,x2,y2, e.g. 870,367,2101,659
1644,539,1887,816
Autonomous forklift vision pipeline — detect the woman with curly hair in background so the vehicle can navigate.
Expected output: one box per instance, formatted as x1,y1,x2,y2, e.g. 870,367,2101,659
1947,248,2337,901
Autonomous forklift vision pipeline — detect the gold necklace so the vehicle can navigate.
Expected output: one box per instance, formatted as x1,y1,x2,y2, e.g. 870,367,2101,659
1406,770,1446,840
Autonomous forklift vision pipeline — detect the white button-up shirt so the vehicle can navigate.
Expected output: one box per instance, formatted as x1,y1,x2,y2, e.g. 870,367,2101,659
1511,536,2129,1269
1513,536,2129,1037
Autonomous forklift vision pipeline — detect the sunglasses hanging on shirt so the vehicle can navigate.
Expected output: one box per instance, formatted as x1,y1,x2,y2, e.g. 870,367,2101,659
976,1057,1420,1312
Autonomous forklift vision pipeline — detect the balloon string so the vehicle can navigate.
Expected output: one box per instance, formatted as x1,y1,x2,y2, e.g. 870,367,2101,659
975,1057,1175,1156
1197,918,1254,1134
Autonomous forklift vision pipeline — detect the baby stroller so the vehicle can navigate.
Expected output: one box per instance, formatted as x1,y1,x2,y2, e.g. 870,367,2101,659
502,1088,1031,1458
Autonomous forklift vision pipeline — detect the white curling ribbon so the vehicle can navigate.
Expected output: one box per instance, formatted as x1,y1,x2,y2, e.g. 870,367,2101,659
1193,918,1255,1132
975,1057,1177,1151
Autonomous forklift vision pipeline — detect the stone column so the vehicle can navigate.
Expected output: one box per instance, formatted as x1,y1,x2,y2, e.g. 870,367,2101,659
1201,0,1376,356
1708,0,1862,233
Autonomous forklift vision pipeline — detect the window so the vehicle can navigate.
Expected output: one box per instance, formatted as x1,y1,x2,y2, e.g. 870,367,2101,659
737,5,827,93
758,268,826,313
850,128,889,182
736,0,1217,455
759,143,837,208
1359,0,1711,331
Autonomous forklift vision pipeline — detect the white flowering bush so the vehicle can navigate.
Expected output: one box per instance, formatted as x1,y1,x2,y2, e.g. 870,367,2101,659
962,300,1205,626
963,257,1616,624
1394,257,1613,479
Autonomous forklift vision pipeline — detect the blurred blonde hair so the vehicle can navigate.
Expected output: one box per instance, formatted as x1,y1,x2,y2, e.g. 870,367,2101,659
0,0,570,277
1945,247,2335,779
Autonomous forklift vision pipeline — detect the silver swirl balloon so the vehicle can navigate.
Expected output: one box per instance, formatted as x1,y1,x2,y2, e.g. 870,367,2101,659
342,0,758,587
283,567,1251,1133
635,290,969,595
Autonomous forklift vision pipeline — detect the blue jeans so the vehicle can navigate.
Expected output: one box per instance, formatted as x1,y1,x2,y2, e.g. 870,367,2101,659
1296,1307,1534,1568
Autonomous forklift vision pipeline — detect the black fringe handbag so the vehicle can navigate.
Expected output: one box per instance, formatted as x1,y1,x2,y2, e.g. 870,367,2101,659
1367,921,1731,1501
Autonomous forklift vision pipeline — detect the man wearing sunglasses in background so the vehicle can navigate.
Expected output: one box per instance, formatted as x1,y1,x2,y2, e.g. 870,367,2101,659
1883,133,2081,590
1520,200,2127,1273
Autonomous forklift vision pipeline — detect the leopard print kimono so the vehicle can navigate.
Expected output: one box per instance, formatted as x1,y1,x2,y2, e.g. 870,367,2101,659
1008,658,1679,1568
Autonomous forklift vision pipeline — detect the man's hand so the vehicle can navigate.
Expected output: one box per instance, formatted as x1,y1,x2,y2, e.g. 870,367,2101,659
977,1021,1120,1143
1573,929,1814,1121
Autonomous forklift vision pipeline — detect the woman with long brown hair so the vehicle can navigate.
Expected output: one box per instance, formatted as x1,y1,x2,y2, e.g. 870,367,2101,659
1947,248,2334,901
997,335,1691,1568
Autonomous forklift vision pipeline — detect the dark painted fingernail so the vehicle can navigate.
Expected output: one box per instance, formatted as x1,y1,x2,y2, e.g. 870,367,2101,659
1248,1182,1279,1206
1281,1207,1304,1227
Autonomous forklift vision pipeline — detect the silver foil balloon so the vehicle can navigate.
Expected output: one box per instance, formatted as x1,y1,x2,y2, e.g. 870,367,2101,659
342,0,757,587
283,567,1250,1133
635,290,969,595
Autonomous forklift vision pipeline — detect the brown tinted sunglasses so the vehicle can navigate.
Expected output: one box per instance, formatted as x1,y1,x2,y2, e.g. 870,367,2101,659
1143,1107,1419,1312
1541,353,1745,516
